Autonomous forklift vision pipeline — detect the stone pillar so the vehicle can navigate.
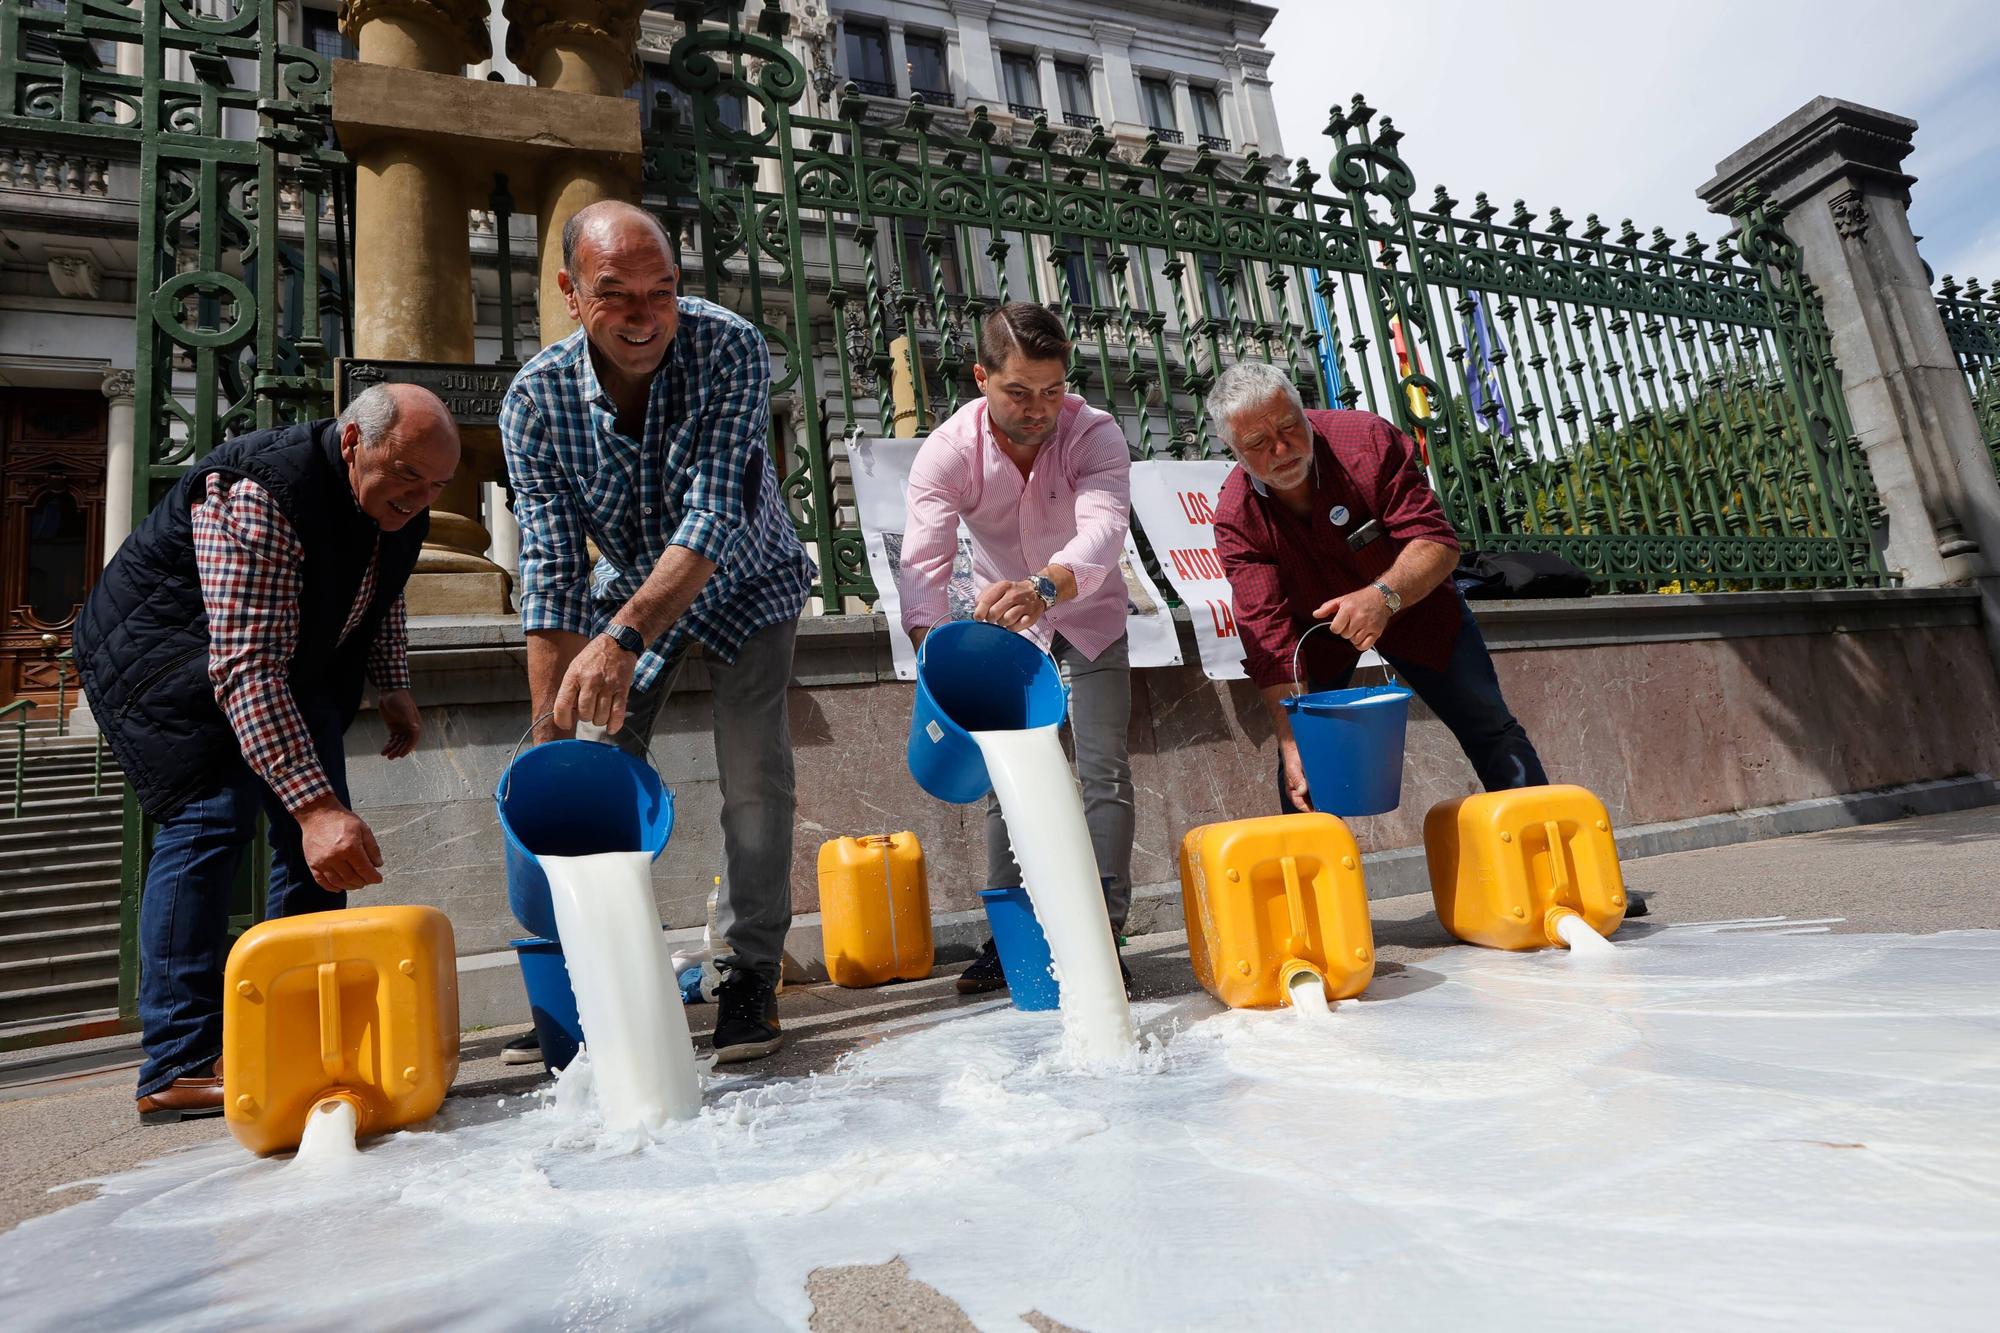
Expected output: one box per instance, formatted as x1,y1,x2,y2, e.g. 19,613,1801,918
1223,44,1281,154
487,480,520,576
947,0,998,107
1036,49,1062,121
342,0,512,614
1215,80,1240,147
1171,73,1196,141
503,0,644,345
1700,96,2000,671
1089,21,1143,137
100,369,135,564
886,20,912,100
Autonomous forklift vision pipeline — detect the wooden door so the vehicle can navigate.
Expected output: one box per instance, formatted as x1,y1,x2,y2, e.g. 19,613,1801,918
0,390,107,716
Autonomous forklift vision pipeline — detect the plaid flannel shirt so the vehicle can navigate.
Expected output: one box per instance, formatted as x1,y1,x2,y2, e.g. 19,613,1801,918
499,298,812,689
191,474,411,812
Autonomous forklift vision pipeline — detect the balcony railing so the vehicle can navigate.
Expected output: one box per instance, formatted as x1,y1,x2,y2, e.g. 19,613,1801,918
1008,101,1047,120
849,77,896,97
911,86,955,108
0,146,109,197
1198,133,1231,152
1150,125,1185,144
1062,111,1095,129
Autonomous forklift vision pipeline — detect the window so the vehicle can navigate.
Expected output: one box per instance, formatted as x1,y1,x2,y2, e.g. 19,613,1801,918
25,492,87,626
899,218,961,297
1001,51,1041,112
1054,61,1093,122
301,6,355,62
905,34,948,100
1140,77,1177,133
627,61,692,131
844,21,892,94
1192,86,1226,140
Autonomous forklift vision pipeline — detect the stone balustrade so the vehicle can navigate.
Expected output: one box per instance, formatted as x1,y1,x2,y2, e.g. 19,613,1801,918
0,146,110,197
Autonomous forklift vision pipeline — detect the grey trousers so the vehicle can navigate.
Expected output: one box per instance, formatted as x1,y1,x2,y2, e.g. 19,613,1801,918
985,634,1136,932
613,618,798,986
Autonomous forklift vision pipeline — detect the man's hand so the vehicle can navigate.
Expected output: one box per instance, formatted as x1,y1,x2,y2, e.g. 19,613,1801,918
1313,586,1394,653
975,579,1048,634
1280,737,1313,812
296,797,384,892
378,689,422,760
554,633,639,734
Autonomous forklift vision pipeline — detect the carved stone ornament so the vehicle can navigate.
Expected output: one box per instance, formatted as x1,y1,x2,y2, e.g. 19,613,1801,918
503,0,647,83
339,0,494,63
1830,187,1869,242
46,250,102,300
101,368,137,401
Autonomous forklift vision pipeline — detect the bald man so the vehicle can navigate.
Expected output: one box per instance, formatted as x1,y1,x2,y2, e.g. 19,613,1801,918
500,201,812,1064
76,382,461,1123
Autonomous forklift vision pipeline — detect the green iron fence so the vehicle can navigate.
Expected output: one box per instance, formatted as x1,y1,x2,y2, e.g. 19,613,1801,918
645,15,1885,602
2,0,345,1036
1937,274,2000,484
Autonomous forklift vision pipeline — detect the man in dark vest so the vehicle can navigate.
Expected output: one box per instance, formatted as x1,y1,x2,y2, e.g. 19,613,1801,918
75,382,461,1123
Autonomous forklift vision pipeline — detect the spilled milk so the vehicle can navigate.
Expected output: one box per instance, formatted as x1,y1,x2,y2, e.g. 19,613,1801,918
970,724,1137,1066
541,849,702,1131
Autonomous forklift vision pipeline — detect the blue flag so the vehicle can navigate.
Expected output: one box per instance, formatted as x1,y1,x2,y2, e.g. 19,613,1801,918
1303,268,1346,409
1461,292,1512,437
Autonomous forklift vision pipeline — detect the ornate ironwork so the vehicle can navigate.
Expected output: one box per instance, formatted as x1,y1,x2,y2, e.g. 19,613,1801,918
1938,273,2000,483
644,19,1885,602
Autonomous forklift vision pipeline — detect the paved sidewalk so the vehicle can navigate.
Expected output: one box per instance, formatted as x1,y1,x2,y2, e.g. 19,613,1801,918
2,804,1995,1324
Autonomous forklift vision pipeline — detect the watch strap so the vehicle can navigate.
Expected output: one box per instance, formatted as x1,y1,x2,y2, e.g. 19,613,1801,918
605,623,645,655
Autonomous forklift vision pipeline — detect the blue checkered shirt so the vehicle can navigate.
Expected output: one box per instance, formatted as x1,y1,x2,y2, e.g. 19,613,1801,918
499,298,813,690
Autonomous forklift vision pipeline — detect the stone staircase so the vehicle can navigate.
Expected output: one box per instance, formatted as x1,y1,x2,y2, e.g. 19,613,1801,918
0,720,125,1030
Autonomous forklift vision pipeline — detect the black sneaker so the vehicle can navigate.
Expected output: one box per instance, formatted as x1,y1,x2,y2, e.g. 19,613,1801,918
1625,890,1651,919
501,1032,542,1066
712,968,784,1064
956,939,1007,994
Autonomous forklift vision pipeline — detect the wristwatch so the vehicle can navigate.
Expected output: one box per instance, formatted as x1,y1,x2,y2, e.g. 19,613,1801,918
604,622,645,655
1030,574,1059,608
1372,581,1403,614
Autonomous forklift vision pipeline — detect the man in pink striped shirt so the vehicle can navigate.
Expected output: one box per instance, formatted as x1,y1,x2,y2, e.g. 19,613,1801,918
900,303,1136,994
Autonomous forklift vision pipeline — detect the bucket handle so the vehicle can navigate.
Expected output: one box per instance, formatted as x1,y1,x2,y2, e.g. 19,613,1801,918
496,644,687,803
1289,620,1401,698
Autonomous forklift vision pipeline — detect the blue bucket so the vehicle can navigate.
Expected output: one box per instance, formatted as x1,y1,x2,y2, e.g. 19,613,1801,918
978,886,1060,1011
909,621,1068,804
495,738,675,941
1282,683,1415,816
510,936,582,1072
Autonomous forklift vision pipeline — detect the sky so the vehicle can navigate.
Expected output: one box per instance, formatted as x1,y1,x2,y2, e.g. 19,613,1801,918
1262,0,2000,287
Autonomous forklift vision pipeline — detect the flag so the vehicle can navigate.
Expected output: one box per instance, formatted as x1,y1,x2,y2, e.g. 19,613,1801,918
1303,268,1346,410
1461,291,1513,437
1388,311,1431,461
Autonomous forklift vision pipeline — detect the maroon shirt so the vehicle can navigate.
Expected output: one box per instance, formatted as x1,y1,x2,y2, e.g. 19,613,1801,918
1215,409,1463,691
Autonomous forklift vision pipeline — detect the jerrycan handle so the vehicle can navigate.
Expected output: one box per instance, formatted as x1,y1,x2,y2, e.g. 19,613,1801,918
1278,855,1311,954
1289,621,1400,698
317,961,344,1081
1544,819,1572,904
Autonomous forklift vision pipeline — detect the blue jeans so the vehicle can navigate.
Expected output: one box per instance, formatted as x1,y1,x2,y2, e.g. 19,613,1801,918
136,702,350,1097
1279,593,1547,813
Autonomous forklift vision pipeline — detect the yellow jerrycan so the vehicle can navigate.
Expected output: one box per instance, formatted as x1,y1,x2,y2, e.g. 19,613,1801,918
1178,813,1375,1009
1423,784,1627,950
818,833,934,988
222,905,459,1156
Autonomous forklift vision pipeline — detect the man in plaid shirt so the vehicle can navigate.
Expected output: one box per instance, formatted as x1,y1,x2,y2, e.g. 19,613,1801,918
75,383,461,1122
500,201,812,1064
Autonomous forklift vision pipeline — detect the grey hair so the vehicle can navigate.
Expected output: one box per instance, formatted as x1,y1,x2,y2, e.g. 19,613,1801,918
336,383,399,446
1207,361,1304,447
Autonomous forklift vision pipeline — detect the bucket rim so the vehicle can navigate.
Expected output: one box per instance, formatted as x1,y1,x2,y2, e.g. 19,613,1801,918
1283,682,1414,714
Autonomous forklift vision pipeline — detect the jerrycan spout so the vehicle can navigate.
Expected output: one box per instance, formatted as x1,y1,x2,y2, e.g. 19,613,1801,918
1547,907,1617,956
1279,958,1331,1016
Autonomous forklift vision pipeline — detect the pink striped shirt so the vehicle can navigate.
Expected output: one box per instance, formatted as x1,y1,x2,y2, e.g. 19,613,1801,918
900,394,1131,660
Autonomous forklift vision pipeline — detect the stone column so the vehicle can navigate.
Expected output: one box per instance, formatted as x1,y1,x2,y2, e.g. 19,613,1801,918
342,0,511,614
1700,96,2000,671
1215,79,1240,147
100,369,136,564
1224,44,1281,154
1089,21,1143,138
487,480,520,576
886,20,912,100
503,0,644,345
947,0,998,107
1171,73,1196,142
1036,49,1062,121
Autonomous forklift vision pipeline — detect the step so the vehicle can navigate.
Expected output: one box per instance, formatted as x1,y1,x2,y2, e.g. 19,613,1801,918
9,793,123,817
0,977,119,1026
9,776,120,800
0,808,126,837
0,922,117,966
0,877,122,913
0,899,121,936
0,857,122,889
0,822,121,854
0,947,117,992
0,851,122,882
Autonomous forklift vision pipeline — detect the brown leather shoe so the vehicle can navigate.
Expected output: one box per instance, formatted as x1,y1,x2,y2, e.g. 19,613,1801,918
137,1061,223,1124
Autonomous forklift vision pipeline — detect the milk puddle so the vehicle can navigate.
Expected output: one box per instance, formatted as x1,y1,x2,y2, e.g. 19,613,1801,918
542,850,702,1131
972,724,1136,1067
4,924,1998,1331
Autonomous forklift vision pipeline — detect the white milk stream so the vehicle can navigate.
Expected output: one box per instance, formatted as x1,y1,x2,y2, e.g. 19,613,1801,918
970,725,1137,1066
541,850,702,1131
1554,911,1619,956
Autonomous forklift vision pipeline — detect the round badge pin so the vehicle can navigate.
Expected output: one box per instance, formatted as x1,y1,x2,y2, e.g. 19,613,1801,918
1330,504,1351,526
